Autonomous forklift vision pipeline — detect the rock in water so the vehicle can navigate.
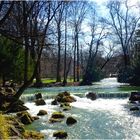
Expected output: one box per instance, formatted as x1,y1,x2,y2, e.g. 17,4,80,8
130,106,139,111
66,116,77,125
35,99,46,106
35,93,42,99
53,131,68,139
51,112,65,119
129,92,140,101
63,106,71,111
55,91,76,103
37,110,47,116
51,99,58,105
60,103,70,107
49,112,65,124
34,93,46,106
49,118,63,123
62,91,70,96
86,92,97,100
61,96,76,103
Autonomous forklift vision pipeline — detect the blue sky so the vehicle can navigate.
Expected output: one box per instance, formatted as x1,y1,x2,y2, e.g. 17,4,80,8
90,0,140,5
81,0,140,56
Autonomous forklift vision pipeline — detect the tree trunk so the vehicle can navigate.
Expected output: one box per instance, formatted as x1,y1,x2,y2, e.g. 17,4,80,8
101,59,110,70
80,45,84,74
76,33,80,82
56,23,61,82
24,45,29,83
81,59,93,85
63,8,67,85
66,57,72,81
124,53,130,67
35,60,43,87
73,44,76,82
23,2,29,84
81,39,100,85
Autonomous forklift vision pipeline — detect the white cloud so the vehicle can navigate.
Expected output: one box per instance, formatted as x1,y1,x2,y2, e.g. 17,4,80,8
90,0,140,6
127,0,140,6
89,0,107,5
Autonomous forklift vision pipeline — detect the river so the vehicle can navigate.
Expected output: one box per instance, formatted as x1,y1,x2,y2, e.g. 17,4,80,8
22,78,140,139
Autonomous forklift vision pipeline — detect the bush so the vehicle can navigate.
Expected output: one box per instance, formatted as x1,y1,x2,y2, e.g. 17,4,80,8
118,62,140,85
117,66,133,83
81,67,104,85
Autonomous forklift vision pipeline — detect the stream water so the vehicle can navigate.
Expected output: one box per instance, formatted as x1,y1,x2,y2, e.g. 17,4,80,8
22,78,140,139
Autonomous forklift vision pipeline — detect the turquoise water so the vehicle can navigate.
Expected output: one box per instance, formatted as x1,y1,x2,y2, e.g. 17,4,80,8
24,78,140,94
23,78,140,139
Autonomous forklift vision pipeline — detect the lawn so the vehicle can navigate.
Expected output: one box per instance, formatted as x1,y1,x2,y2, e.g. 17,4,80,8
33,78,78,84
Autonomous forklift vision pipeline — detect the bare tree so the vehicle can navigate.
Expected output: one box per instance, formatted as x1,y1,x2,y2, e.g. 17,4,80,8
106,0,140,67
69,1,88,82
0,1,14,26
63,3,68,85
100,43,116,70
54,2,65,82
15,1,62,98
81,8,107,85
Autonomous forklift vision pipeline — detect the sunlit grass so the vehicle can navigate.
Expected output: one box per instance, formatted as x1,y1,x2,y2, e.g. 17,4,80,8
33,78,55,84
33,77,79,84
0,114,9,139
41,78,56,84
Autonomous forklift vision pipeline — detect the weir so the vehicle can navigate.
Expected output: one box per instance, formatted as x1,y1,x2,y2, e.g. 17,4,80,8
21,77,140,101
21,92,131,103
97,92,130,98
20,94,54,102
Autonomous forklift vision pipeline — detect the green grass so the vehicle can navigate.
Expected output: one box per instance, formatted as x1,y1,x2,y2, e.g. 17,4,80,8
0,77,81,85
41,78,56,84
33,78,80,84
33,78,55,84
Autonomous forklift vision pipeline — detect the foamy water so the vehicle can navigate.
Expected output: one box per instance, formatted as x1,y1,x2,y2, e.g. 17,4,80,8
25,95,140,139
23,78,140,139
72,95,127,114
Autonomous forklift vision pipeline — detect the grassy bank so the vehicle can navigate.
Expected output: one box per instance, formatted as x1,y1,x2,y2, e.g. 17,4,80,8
33,78,76,84
0,114,9,139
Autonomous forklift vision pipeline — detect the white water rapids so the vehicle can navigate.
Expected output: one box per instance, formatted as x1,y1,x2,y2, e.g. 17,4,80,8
23,78,140,139
24,95,140,139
